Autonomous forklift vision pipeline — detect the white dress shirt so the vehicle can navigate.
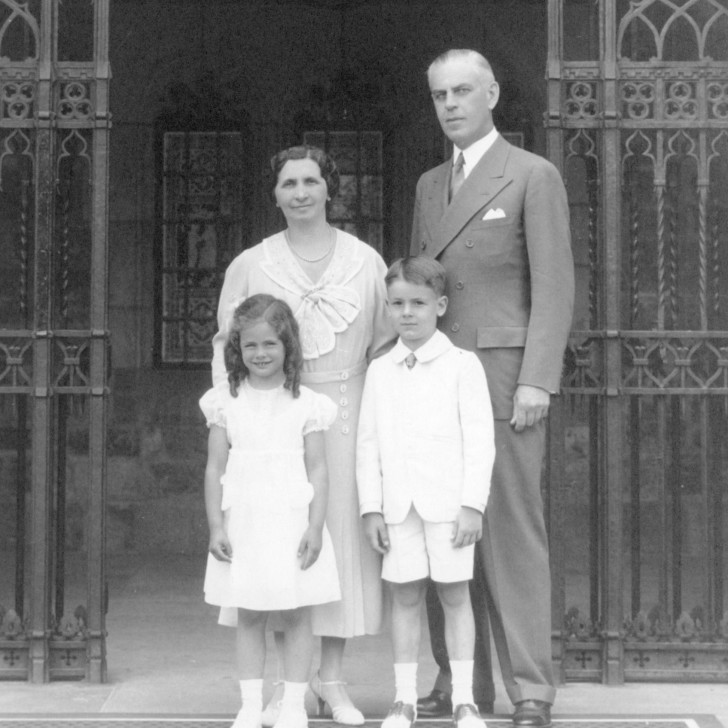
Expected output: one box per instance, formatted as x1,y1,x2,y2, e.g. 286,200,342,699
357,330,495,525
455,127,499,180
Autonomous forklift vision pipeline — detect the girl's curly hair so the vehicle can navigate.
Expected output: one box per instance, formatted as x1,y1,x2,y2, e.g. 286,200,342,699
224,294,303,398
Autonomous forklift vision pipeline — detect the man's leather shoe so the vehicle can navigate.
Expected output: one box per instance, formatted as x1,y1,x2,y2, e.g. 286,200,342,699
416,690,452,718
513,700,551,728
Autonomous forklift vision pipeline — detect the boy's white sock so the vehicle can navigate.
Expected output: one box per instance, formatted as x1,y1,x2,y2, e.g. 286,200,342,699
393,662,418,706
239,679,264,712
281,681,308,712
450,660,475,708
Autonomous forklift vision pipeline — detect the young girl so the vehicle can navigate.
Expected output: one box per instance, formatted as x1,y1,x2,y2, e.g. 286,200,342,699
201,294,341,728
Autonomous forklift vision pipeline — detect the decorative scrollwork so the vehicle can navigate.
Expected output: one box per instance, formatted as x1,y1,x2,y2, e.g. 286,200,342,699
563,81,598,121
623,606,674,641
621,81,655,121
0,337,32,388
625,606,722,643
56,81,93,121
562,335,603,392
618,0,728,62
52,338,90,389
707,131,728,324
0,607,25,640
0,1,39,62
664,81,698,121
623,131,656,328
564,607,600,641
1,80,35,120
707,81,728,120
622,333,728,391
0,128,33,192
53,605,88,641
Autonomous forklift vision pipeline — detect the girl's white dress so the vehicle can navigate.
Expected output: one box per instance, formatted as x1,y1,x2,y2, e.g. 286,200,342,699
200,380,341,612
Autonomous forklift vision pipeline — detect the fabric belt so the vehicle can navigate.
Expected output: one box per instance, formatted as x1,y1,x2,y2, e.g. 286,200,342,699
301,359,367,384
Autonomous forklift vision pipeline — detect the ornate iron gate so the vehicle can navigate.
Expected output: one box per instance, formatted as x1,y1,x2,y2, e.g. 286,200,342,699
546,0,728,682
0,0,110,682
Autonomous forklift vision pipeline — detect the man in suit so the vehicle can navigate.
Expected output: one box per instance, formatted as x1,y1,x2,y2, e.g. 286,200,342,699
411,49,574,728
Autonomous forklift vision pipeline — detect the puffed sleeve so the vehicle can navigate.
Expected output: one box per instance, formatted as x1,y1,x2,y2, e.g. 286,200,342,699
199,384,229,429
302,390,338,435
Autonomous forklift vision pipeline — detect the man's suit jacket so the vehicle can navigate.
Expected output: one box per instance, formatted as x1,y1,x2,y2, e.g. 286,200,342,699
410,135,574,420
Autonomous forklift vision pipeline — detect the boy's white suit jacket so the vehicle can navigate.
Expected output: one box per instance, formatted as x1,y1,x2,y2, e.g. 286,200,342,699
356,331,495,525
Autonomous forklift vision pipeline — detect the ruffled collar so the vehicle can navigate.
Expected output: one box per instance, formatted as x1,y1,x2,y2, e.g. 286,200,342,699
259,230,364,360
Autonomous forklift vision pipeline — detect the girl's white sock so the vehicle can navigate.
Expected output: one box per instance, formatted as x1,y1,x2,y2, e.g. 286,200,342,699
281,681,308,711
239,678,264,712
393,662,418,706
450,659,475,708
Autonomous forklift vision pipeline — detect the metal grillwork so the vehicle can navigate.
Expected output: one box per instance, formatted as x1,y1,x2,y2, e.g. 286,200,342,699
0,0,110,682
547,0,728,683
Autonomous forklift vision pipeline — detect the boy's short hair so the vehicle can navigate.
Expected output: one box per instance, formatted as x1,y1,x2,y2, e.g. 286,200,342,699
385,257,447,297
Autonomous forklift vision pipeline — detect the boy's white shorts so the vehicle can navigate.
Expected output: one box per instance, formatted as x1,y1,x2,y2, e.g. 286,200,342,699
382,505,475,584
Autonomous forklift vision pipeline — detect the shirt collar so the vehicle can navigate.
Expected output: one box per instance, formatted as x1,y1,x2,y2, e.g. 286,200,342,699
454,127,499,179
390,330,453,365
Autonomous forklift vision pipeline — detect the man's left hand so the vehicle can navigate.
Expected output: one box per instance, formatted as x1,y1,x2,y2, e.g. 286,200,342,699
451,506,483,548
510,384,550,432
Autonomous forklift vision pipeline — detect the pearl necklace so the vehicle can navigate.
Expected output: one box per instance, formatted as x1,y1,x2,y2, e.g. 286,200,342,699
285,225,335,263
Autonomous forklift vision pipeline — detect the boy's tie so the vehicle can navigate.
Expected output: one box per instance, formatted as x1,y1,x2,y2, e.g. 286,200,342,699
449,152,465,202
405,353,417,369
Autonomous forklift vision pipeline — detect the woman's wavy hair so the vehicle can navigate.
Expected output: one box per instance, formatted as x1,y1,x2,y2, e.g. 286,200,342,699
224,294,303,398
268,144,340,202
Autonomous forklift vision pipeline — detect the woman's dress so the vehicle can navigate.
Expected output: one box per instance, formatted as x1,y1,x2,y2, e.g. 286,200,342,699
211,229,394,637
200,382,341,612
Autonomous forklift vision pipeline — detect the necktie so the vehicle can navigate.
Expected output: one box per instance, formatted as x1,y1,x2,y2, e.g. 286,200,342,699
405,353,416,369
449,152,465,202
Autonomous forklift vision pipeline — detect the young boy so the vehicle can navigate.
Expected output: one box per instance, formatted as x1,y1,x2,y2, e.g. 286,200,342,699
357,257,495,728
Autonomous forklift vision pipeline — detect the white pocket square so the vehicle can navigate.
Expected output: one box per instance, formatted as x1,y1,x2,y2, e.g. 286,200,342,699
483,208,506,221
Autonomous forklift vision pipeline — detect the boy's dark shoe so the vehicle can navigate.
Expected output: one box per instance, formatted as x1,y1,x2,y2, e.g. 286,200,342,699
513,700,552,728
477,701,494,714
417,690,452,717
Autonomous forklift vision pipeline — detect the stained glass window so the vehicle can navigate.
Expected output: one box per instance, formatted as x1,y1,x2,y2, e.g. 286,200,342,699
303,130,383,252
159,132,244,365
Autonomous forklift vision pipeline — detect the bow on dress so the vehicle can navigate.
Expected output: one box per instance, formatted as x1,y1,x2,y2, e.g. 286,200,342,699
259,233,364,360
296,284,360,359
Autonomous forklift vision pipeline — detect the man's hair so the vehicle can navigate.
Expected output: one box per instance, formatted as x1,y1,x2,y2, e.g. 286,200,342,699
385,257,447,298
427,49,494,83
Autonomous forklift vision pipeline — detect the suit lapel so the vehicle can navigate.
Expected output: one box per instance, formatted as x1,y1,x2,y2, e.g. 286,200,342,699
431,136,513,259
420,161,450,242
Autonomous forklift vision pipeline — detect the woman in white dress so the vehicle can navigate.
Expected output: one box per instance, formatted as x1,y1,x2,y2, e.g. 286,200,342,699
211,145,395,724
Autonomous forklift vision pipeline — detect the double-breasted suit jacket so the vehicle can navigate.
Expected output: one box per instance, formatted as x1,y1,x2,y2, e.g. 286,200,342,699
411,134,574,705
410,134,573,420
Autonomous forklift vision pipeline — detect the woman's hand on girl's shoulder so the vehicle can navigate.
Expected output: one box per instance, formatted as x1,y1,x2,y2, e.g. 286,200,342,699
297,525,323,570
208,526,233,562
